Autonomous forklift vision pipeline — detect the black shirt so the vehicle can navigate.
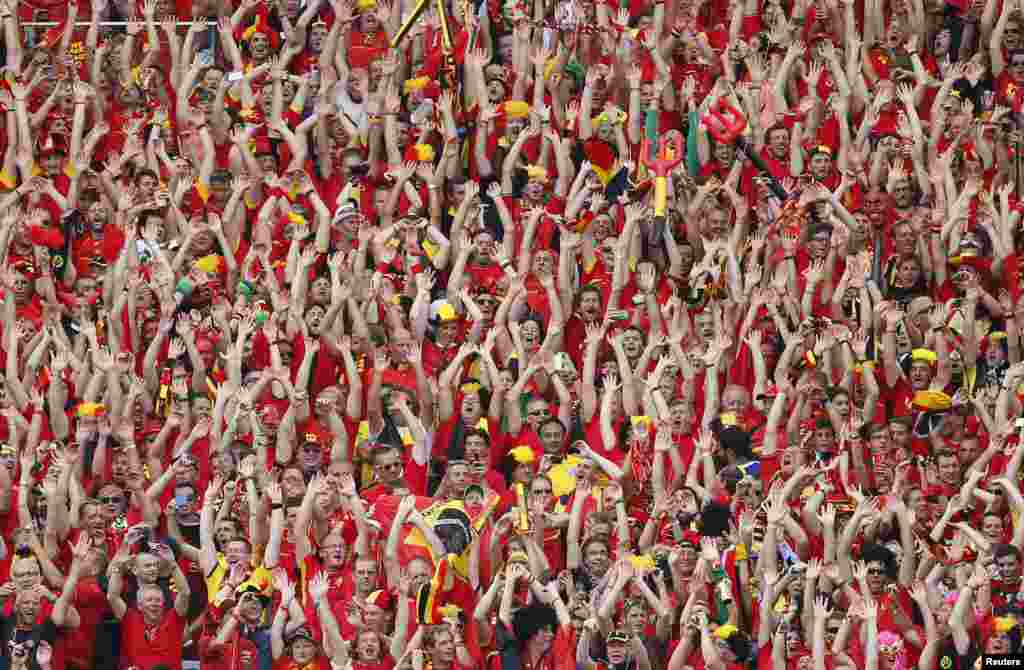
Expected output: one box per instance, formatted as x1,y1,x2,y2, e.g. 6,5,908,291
0,616,58,670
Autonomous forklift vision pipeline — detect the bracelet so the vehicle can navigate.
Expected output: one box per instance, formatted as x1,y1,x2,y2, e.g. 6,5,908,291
270,503,283,510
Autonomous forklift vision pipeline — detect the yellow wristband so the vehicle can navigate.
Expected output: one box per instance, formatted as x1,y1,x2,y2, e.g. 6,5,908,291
735,543,748,562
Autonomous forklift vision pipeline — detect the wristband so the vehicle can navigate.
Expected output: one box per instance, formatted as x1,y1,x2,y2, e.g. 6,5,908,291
734,543,748,561
270,503,283,511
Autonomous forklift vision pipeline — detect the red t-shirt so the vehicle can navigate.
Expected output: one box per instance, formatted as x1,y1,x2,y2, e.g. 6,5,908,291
119,607,186,670
199,632,261,670
62,577,109,663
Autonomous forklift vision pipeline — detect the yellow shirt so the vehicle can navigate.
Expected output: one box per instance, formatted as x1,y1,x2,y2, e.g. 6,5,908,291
204,554,274,606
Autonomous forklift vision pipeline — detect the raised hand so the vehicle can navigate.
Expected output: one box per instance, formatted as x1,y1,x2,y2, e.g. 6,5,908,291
812,594,832,620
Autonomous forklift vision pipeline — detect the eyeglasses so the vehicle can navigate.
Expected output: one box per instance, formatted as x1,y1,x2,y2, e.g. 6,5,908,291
377,461,403,471
866,568,885,576
100,496,124,505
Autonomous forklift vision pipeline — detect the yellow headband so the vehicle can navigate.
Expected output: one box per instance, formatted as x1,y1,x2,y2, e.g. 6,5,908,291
503,100,530,119
593,108,627,128
525,165,549,182
412,143,435,162
911,348,937,364
714,624,739,640
404,76,430,93
510,446,535,464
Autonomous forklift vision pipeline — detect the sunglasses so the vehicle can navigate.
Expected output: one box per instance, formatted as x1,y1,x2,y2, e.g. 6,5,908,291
866,568,885,576
99,496,124,505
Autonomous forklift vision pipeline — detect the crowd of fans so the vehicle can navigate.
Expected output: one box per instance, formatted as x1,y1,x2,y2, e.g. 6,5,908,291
0,0,1023,667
